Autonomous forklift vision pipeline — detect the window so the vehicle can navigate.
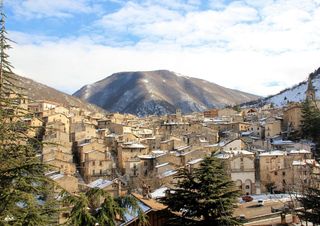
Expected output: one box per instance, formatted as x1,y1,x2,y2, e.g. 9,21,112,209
274,171,278,176
282,172,285,176
100,161,102,166
240,157,243,162
62,212,70,218
100,169,102,175
92,170,95,175
92,161,95,166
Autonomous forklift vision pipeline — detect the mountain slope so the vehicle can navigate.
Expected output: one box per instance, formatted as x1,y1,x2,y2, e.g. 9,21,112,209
14,74,105,113
73,70,259,116
242,67,320,107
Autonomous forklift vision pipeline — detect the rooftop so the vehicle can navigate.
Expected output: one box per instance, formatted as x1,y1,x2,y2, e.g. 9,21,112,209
87,178,113,189
260,150,286,156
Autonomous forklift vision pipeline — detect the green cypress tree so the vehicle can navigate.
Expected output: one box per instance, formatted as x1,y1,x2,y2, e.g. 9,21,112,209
0,2,58,224
301,100,318,138
161,156,240,226
300,99,320,158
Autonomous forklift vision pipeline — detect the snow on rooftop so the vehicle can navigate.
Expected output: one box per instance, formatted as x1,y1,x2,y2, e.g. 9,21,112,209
160,170,177,178
176,150,194,156
293,159,320,167
289,149,311,154
272,140,294,145
152,150,166,155
225,150,254,156
125,143,146,149
215,153,230,159
88,178,113,189
138,154,155,159
241,131,253,136
260,150,286,156
292,160,306,166
176,146,190,151
188,158,203,165
155,162,169,168
106,133,117,137
78,142,90,147
199,138,208,143
205,143,220,147
214,150,253,159
151,187,168,199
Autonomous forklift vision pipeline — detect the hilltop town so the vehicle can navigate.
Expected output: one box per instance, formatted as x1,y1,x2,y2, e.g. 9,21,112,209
15,76,318,225
3,0,320,225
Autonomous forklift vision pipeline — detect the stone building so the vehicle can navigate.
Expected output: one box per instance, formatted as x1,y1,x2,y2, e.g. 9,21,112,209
215,150,256,195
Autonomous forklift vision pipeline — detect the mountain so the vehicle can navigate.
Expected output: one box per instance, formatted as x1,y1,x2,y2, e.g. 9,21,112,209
242,67,320,107
14,74,105,113
73,70,259,117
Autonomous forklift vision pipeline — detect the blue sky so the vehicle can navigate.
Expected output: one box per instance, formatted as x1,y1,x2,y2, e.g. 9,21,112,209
4,0,320,96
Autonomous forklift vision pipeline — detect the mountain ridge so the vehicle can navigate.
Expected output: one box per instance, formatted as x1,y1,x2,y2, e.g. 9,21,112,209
242,67,320,107
73,70,259,116
14,74,106,113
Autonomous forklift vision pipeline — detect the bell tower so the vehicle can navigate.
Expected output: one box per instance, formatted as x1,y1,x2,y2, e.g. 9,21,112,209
306,75,315,101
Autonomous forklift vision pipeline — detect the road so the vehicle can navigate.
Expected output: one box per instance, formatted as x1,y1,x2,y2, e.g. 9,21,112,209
234,199,287,219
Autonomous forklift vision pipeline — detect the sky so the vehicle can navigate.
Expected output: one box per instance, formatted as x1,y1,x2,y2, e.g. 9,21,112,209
4,0,320,96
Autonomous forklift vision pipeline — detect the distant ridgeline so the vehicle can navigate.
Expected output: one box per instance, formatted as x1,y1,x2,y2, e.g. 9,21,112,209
241,67,320,108
73,70,259,117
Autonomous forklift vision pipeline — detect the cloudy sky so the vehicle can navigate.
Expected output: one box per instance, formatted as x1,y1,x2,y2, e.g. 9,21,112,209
5,0,320,96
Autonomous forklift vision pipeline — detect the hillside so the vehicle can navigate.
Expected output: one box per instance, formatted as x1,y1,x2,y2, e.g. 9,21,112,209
14,74,105,113
73,70,259,117
242,68,320,107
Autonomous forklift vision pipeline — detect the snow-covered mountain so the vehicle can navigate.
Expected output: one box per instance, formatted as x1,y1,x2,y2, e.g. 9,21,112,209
73,70,259,117
243,68,320,107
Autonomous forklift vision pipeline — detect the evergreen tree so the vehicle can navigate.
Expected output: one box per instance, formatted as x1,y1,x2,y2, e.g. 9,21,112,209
160,156,240,226
298,187,320,224
300,99,320,158
300,100,320,139
0,2,58,224
64,187,148,226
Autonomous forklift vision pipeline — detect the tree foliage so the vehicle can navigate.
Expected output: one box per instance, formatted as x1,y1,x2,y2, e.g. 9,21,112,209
160,156,240,226
0,2,58,224
64,188,148,226
300,100,320,140
300,99,320,158
298,184,320,224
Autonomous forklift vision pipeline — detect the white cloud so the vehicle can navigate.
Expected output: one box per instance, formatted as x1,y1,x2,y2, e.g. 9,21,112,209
8,34,320,97
97,0,320,53
6,0,320,97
